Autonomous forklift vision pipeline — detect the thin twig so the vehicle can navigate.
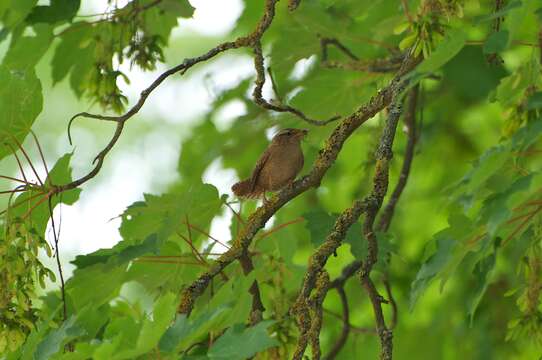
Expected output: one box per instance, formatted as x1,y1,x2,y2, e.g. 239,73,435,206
183,221,231,250
0,188,27,195
503,206,542,247
20,193,51,222
5,143,29,185
0,192,44,217
383,276,398,330
177,229,207,266
266,66,283,103
323,308,376,334
48,196,67,322
320,37,359,62
30,130,50,182
257,217,304,240
224,200,246,225
324,286,351,360
252,41,340,125
378,85,419,231
0,175,29,185
11,137,44,187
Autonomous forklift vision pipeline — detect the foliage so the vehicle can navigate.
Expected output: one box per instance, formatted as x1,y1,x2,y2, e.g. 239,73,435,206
1,0,542,359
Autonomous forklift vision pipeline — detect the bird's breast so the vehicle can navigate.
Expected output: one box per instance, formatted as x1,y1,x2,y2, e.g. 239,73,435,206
258,143,304,191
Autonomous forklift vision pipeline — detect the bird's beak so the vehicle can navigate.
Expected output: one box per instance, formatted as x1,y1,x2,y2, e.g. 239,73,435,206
297,129,308,139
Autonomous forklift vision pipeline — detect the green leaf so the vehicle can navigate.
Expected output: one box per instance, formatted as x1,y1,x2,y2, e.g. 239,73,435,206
483,30,509,54
143,5,181,40
9,153,82,236
136,293,178,350
467,248,497,324
207,321,279,359
303,210,362,258
66,263,126,310
415,29,467,74
51,26,93,85
158,315,190,353
205,273,254,329
26,0,81,24
3,24,53,71
110,293,178,358
0,66,42,161
71,233,160,269
479,175,532,235
473,0,522,23
0,25,53,160
178,120,223,181
1,0,38,28
410,236,455,309
303,210,336,248
158,0,195,18
510,119,542,149
34,317,85,360
410,213,474,309
443,46,508,102
526,92,542,110
463,145,509,194
120,182,222,244
495,66,532,107
159,306,231,353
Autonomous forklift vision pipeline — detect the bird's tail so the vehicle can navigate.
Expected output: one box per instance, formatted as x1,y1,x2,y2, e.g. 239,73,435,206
231,179,260,198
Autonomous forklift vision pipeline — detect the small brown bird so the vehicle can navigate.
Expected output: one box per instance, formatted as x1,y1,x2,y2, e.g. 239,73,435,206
231,128,307,200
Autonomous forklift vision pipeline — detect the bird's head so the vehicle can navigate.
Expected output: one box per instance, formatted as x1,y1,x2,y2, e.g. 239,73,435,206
272,128,308,144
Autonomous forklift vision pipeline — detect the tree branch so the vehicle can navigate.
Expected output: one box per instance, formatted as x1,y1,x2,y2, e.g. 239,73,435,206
252,41,340,125
319,36,402,74
58,0,281,195
377,85,419,232
358,77,410,360
323,286,351,360
325,84,419,356
292,200,369,360
309,271,330,360
177,55,420,316
290,56,418,359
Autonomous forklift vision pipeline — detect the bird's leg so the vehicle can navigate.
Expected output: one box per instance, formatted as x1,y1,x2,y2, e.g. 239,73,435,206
261,192,269,205
286,179,295,191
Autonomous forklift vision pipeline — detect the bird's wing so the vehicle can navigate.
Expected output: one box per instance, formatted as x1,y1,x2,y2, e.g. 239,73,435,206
249,147,271,192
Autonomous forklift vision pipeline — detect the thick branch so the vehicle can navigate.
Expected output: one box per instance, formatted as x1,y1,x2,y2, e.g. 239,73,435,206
290,58,417,359
358,78,409,360
326,86,419,357
309,271,330,360
292,200,368,360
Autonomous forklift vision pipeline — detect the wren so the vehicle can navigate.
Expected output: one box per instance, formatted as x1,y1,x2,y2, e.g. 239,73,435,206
231,128,307,200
